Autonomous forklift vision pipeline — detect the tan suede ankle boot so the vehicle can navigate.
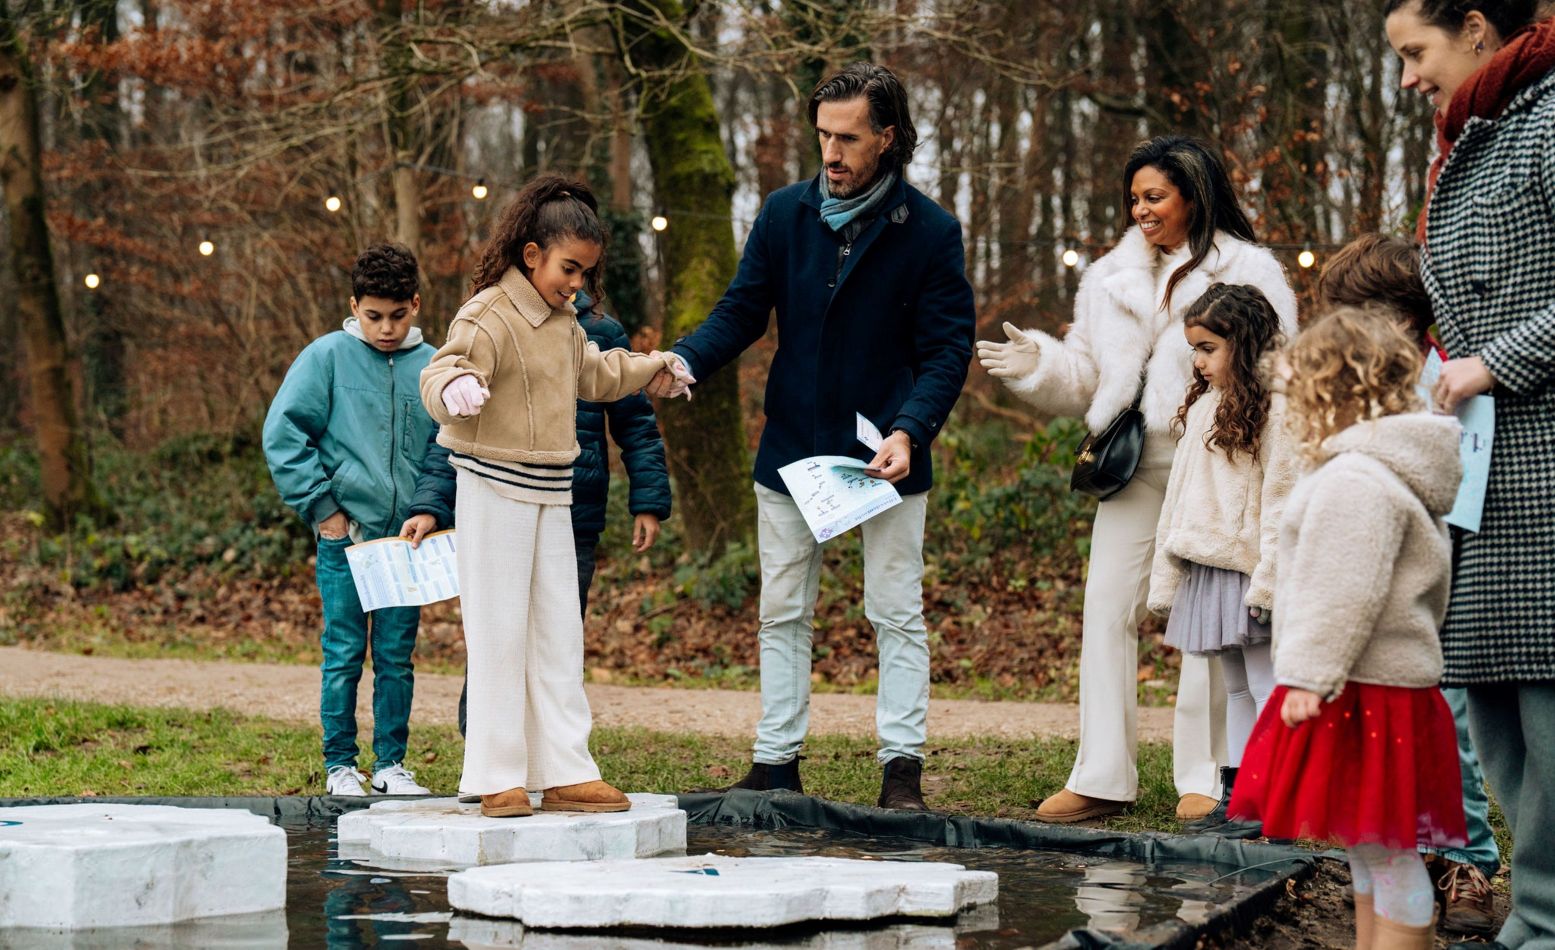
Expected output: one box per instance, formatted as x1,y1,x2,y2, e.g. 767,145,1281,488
541,780,630,813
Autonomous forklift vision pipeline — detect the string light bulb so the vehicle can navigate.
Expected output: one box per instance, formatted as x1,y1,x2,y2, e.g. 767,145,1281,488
650,213,668,232
324,195,342,213
471,178,488,200
198,240,215,257
1297,244,1316,269
1062,249,1080,268
83,273,100,290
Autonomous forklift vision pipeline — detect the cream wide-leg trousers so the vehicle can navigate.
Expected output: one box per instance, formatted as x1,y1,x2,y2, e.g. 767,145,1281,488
1065,462,1227,802
455,469,601,796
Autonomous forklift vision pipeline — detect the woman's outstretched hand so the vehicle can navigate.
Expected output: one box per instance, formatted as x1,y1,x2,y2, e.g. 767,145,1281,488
976,322,1041,380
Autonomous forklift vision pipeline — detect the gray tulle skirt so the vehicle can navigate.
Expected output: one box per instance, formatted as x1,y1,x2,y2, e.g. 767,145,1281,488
1163,562,1270,656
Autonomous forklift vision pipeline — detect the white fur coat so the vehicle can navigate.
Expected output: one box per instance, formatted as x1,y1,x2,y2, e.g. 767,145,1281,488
1002,227,1299,435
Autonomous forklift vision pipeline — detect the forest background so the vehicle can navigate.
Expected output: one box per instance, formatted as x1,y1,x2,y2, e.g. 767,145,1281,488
0,0,1477,703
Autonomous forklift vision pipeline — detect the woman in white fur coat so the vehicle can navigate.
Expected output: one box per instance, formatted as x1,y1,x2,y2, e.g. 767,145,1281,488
977,136,1298,823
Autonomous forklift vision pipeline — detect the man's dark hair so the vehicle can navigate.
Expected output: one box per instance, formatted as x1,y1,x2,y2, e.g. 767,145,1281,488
352,242,420,302
807,62,918,169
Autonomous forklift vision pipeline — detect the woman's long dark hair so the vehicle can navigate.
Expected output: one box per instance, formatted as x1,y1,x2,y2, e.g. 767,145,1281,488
1381,0,1538,38
470,174,608,297
1173,283,1285,461
1123,136,1258,311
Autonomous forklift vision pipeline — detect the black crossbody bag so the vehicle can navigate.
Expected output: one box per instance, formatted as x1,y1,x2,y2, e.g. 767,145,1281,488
1069,358,1150,502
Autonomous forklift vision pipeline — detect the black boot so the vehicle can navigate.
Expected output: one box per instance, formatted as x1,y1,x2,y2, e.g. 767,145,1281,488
1185,766,1236,833
727,757,803,794
877,757,928,811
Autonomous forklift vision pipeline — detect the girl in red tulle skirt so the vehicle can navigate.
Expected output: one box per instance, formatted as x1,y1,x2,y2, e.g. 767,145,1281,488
1227,310,1466,949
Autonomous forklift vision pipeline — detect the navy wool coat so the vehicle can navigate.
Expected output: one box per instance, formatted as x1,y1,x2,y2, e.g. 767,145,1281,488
673,175,976,497
572,293,672,536
1422,67,1555,684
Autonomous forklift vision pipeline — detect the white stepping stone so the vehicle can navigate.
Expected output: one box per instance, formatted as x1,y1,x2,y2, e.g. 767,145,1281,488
0,804,286,929
336,794,685,866
446,854,998,929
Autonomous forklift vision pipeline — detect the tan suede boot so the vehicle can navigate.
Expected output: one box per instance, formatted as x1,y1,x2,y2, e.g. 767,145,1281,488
1353,892,1375,950
541,780,631,813
1372,914,1433,950
480,787,533,818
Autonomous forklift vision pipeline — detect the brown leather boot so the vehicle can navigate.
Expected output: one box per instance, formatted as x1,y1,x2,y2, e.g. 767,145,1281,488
541,780,631,813
479,787,533,818
1354,892,1375,950
1372,914,1433,950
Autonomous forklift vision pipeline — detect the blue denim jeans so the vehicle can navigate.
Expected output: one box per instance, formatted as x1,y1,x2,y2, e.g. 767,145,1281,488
315,536,420,770
1422,686,1502,875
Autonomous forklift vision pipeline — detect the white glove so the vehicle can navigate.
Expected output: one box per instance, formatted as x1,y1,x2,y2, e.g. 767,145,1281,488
440,374,490,417
649,351,697,400
976,322,1042,380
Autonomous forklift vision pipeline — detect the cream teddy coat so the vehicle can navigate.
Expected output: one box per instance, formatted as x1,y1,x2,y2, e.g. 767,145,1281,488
1002,227,1298,437
1271,413,1463,700
1147,389,1298,614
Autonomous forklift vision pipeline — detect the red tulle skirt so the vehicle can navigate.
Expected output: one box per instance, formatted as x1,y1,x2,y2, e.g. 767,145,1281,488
1229,683,1467,850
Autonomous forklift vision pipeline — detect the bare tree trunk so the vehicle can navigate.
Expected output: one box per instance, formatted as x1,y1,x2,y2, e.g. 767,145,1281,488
612,0,750,553
375,0,421,257
0,0,104,528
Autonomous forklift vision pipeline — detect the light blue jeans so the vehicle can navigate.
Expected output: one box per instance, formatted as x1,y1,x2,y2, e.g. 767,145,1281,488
752,483,929,765
315,535,420,771
1422,686,1501,875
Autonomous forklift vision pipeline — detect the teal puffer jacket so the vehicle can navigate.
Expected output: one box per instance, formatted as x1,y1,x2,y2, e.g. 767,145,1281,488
263,328,438,542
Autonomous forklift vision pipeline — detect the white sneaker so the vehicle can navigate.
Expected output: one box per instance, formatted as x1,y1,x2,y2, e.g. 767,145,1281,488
326,766,369,796
371,763,431,795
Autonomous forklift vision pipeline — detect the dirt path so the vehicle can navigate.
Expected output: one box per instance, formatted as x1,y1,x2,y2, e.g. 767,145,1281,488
0,646,1174,741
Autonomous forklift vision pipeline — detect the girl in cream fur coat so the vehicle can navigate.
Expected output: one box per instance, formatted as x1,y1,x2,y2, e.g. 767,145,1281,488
978,136,1298,823
1147,283,1298,831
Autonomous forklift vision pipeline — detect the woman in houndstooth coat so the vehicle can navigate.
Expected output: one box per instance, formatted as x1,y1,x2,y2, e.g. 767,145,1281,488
1387,0,1555,944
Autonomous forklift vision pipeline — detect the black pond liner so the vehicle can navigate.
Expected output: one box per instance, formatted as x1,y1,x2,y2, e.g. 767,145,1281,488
0,791,1327,949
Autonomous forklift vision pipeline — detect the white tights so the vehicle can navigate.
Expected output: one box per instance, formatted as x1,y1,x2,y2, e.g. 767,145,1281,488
1220,642,1273,768
1349,845,1435,926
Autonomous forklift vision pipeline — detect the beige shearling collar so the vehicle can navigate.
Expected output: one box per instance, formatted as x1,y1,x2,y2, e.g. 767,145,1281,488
497,266,566,329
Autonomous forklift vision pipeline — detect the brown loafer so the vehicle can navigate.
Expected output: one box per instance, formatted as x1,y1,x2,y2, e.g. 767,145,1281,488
1176,793,1218,821
1035,788,1129,823
479,788,533,818
541,780,631,813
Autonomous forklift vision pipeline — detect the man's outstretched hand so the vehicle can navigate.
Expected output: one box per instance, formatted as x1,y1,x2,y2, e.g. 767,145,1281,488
864,430,912,484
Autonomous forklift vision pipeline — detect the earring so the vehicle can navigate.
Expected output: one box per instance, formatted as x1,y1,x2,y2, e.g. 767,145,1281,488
1475,40,1485,53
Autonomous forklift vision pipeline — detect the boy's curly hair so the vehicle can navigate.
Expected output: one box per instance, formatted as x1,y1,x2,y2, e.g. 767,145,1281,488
471,174,608,298
352,243,420,302
1315,233,1433,346
1173,283,1286,461
1285,305,1424,463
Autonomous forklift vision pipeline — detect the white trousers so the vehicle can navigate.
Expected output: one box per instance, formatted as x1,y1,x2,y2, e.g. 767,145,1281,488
1066,463,1227,802
456,470,600,795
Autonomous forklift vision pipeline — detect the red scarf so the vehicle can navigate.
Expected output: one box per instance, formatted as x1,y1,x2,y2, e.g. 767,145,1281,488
1418,17,1555,242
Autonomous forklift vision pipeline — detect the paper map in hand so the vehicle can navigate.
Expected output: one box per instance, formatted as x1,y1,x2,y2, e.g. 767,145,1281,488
776,456,902,543
345,530,460,611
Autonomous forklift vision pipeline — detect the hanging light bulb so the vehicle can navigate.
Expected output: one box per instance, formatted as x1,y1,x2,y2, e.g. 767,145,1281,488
83,273,100,290
1297,244,1316,269
471,178,489,200
650,213,668,232
198,240,215,257
324,195,343,213
1062,248,1080,268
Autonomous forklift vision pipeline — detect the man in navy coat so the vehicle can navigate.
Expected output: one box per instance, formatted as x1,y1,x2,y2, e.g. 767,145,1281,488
651,62,976,810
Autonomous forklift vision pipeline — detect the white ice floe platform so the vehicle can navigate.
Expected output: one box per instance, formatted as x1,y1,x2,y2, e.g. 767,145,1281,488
336,794,685,866
447,854,998,929
0,804,287,929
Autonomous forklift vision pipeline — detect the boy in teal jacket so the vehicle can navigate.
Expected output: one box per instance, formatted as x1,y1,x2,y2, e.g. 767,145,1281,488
263,243,438,797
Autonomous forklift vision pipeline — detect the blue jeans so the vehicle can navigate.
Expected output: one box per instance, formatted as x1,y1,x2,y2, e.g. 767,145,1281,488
315,536,420,770
1423,686,1501,875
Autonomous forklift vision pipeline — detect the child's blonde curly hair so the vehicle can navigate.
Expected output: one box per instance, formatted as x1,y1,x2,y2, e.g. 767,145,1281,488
1285,305,1425,462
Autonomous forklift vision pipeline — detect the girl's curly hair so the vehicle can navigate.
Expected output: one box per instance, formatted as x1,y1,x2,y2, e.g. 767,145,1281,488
1285,305,1425,462
1173,283,1286,461
470,173,608,297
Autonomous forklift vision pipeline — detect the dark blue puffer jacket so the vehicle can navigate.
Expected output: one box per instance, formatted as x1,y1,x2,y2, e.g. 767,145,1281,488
572,293,671,536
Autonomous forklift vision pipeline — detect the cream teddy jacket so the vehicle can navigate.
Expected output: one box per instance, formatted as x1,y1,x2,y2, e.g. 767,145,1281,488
420,267,672,465
1001,227,1298,437
1148,390,1298,614
1272,413,1463,699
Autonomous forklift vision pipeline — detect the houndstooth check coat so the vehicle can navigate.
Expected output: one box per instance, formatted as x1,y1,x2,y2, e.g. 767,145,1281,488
1422,67,1555,685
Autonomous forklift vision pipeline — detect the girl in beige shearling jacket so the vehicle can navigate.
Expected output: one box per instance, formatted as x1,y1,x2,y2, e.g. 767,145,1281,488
1147,283,1296,829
